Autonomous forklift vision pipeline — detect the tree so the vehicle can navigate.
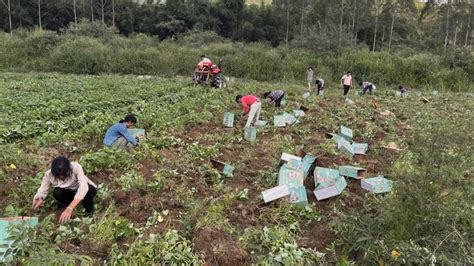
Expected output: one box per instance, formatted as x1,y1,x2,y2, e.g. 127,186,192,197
444,0,451,53
38,0,42,30
1,0,12,34
73,0,78,24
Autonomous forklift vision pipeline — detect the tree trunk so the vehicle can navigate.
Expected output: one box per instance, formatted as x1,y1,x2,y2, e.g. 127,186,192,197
444,0,451,53
112,0,115,27
285,0,289,47
91,0,94,21
3,0,13,35
388,10,395,54
300,0,304,37
372,9,379,52
38,0,42,30
73,0,78,24
352,0,357,45
453,20,459,48
101,0,105,24
339,0,344,44
466,3,472,46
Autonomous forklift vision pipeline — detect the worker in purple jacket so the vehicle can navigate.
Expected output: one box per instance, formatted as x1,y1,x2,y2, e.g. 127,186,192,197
263,90,285,107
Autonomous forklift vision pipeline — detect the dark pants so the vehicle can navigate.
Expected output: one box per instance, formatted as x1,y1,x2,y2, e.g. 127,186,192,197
362,85,373,95
343,85,351,96
53,184,97,213
317,85,324,95
274,93,285,107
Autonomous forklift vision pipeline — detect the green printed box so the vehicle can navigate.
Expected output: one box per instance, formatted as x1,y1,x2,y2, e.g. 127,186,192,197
361,176,392,194
340,125,353,141
313,167,340,187
210,159,235,176
1,217,38,261
314,175,347,201
337,137,354,156
223,112,235,128
301,155,317,177
293,110,305,117
289,186,308,205
254,120,267,127
283,112,298,125
128,128,145,139
325,132,344,143
339,165,367,179
274,115,287,127
244,127,256,142
278,165,304,189
352,143,368,155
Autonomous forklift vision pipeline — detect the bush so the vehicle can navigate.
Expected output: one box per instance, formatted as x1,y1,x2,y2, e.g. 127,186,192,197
0,22,473,91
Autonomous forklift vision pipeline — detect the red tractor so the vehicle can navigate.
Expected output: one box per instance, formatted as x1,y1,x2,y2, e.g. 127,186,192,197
193,59,227,88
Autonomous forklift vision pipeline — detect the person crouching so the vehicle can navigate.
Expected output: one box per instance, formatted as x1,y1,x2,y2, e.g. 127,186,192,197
33,156,97,224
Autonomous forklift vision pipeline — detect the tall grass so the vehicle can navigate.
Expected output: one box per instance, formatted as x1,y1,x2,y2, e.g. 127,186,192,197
0,28,473,91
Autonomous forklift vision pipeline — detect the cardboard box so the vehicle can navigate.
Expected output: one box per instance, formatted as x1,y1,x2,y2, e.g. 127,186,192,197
340,125,353,141
313,176,347,201
289,186,308,204
339,165,367,179
361,176,392,194
128,128,145,139
301,155,317,177
254,120,267,127
223,112,235,128
244,127,256,142
280,153,302,163
278,165,304,189
273,115,287,127
314,167,340,185
262,185,290,203
293,110,305,117
325,132,344,143
210,159,235,176
283,112,298,125
337,137,354,156
352,143,368,155
1,217,38,261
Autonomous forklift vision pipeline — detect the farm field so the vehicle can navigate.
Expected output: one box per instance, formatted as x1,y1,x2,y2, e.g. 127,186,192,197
0,72,472,264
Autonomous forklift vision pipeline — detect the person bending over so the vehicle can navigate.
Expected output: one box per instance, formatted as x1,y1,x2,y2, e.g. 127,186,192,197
33,156,97,224
360,81,376,95
263,90,285,107
236,95,262,127
315,78,325,96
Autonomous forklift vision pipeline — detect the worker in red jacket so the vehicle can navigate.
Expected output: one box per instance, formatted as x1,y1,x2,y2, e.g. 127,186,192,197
236,95,262,127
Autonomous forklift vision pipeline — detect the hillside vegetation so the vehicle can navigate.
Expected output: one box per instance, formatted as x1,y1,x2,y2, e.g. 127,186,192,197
1,27,473,92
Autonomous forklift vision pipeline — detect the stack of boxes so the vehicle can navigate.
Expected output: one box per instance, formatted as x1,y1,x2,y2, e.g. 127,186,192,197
261,152,316,204
313,167,347,201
